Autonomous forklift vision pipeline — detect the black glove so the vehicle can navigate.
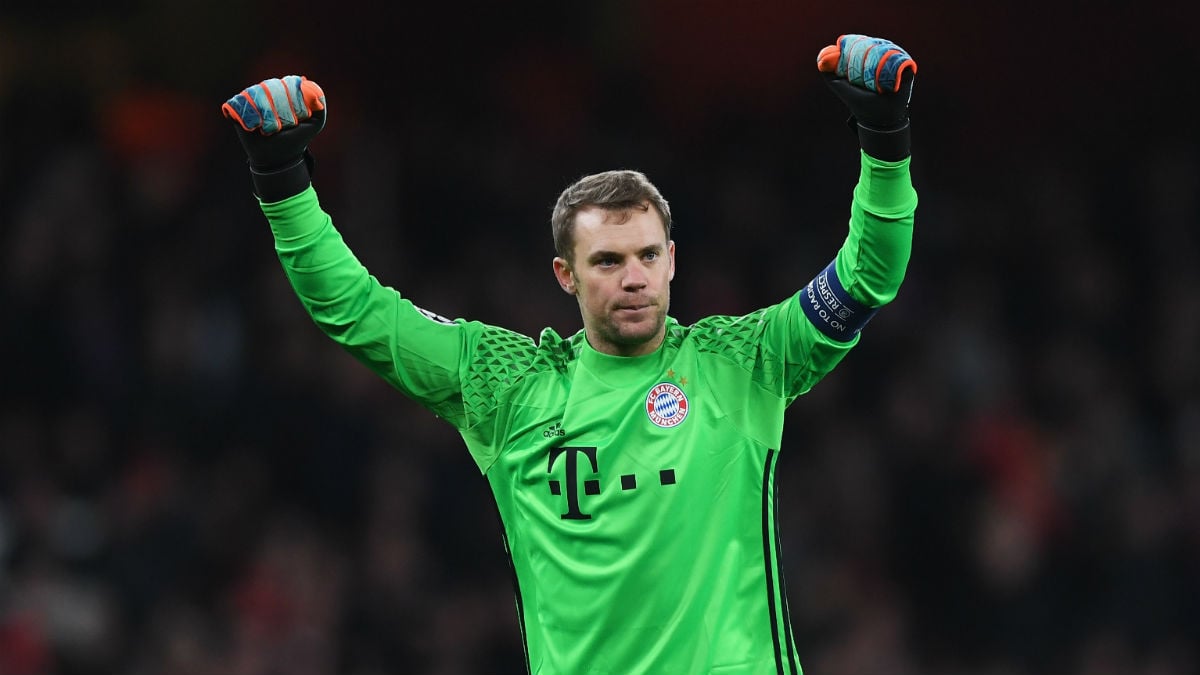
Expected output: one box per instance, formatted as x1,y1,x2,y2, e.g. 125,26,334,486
221,76,328,201
817,35,917,161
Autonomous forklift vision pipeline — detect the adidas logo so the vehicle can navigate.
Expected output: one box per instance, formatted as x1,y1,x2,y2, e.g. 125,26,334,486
543,422,566,438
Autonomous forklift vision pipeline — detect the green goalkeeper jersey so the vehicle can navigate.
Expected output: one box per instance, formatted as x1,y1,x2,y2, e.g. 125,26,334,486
259,153,916,675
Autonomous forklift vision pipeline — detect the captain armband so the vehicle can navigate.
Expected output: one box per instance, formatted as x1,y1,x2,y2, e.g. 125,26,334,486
800,260,879,341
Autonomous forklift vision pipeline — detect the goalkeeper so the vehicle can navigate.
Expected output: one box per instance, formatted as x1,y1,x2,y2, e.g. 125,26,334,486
221,34,918,675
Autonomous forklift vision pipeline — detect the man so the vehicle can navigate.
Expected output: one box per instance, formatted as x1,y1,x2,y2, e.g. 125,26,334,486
222,34,918,675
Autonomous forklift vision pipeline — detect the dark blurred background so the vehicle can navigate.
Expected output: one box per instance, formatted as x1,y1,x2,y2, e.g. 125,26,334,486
2,1,1198,674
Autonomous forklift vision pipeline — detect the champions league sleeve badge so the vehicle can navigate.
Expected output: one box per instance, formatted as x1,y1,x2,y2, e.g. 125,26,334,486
416,306,456,325
645,382,689,428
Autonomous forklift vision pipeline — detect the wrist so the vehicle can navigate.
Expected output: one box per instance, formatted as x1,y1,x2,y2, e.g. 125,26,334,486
249,152,313,202
855,151,917,218
855,120,910,162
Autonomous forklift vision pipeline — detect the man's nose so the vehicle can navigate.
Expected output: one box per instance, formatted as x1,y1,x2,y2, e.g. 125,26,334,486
623,262,649,290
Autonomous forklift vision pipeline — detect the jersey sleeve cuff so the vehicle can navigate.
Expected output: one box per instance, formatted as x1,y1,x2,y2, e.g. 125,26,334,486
259,184,328,245
853,152,918,219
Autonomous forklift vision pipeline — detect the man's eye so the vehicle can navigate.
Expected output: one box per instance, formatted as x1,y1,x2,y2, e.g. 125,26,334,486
643,252,658,262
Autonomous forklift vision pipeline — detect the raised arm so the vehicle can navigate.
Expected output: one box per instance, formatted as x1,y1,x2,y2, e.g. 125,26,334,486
753,35,918,401
803,34,919,341
220,77,469,424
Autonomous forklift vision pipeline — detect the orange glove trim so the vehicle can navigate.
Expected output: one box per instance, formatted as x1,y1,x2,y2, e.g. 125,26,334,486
874,48,902,92
817,44,840,73
300,78,326,112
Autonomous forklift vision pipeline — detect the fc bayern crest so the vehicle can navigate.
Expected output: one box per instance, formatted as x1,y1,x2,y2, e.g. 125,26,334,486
645,382,689,428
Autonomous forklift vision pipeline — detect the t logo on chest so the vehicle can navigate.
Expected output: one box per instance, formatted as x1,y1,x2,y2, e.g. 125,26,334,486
546,444,679,521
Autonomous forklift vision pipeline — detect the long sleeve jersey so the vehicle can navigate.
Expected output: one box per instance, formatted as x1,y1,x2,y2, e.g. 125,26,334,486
258,152,916,675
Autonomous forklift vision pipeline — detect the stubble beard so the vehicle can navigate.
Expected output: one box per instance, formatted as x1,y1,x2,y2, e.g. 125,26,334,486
598,299,669,353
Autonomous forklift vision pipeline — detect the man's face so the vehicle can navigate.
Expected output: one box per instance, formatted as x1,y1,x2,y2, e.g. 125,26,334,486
553,205,675,357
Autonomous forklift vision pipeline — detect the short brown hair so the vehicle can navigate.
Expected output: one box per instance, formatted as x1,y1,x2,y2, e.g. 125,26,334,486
551,170,672,262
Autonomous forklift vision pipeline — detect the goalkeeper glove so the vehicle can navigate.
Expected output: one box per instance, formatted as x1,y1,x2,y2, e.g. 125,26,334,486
817,34,917,161
221,75,327,201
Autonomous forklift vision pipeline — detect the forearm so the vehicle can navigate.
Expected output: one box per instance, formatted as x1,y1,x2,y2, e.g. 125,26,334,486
835,151,917,307
226,76,465,412
259,186,403,372
258,186,472,424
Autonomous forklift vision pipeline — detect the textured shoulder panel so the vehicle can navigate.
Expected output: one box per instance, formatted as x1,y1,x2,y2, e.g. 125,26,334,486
687,310,784,392
461,324,573,423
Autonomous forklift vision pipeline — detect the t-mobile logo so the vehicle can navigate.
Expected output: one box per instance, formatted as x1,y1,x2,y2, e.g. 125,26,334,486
547,446,599,520
547,446,676,520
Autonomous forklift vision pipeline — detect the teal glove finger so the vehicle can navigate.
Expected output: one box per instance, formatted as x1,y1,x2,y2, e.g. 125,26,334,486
874,47,915,95
223,89,264,132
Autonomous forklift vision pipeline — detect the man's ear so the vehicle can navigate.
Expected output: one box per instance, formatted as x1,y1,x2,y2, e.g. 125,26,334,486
552,257,576,295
